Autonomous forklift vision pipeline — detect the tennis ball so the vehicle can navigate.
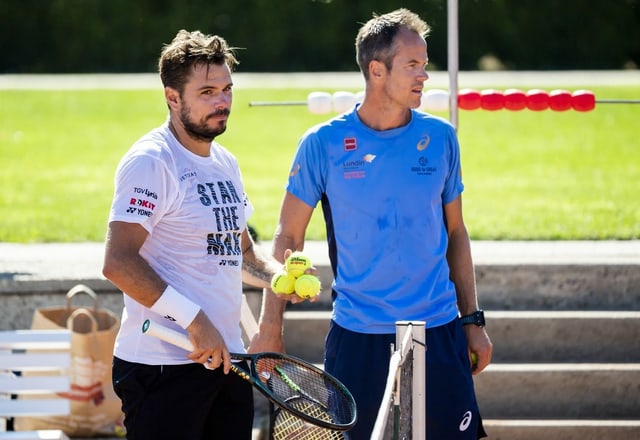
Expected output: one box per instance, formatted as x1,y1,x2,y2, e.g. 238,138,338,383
271,271,296,294
285,252,312,278
470,352,478,365
113,422,126,438
294,274,321,299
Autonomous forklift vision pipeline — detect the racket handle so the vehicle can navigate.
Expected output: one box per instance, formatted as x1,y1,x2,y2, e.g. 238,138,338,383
142,319,194,352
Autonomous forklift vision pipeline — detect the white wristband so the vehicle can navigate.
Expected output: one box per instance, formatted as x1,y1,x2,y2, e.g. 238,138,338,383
150,285,201,329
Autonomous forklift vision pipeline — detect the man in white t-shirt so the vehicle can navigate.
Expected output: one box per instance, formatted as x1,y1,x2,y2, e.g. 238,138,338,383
102,30,285,440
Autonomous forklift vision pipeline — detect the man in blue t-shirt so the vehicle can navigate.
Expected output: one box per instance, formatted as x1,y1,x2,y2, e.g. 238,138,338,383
253,8,493,439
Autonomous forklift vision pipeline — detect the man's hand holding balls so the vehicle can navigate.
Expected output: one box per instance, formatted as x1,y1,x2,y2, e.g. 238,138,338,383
270,251,321,299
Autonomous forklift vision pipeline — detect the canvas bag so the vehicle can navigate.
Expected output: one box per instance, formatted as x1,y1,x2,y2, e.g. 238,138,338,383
15,284,125,437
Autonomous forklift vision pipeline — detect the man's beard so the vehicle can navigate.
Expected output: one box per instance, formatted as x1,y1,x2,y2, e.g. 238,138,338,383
180,106,230,142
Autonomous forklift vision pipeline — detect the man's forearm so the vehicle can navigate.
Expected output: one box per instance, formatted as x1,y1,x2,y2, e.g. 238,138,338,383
258,232,303,333
447,226,479,315
103,248,167,308
241,238,282,288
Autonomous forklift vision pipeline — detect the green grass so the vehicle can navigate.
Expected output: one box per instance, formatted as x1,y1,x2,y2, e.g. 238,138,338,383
1,84,639,242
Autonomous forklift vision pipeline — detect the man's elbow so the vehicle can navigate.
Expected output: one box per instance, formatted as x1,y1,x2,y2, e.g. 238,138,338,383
102,253,125,285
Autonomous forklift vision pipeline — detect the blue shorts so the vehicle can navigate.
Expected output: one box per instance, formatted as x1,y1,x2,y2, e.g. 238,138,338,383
325,319,486,439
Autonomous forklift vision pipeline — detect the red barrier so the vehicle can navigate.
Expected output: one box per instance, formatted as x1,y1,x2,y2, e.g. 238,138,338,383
504,89,527,111
455,89,602,112
526,89,550,111
571,90,596,112
480,89,505,111
549,89,573,111
458,89,481,110
251,88,636,113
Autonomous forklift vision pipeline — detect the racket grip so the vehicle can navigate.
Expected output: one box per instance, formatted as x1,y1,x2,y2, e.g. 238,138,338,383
142,319,194,352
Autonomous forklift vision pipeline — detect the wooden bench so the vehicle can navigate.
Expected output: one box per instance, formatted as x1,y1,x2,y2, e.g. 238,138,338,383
0,330,71,440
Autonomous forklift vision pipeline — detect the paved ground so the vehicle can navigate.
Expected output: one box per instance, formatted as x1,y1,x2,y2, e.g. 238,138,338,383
1,70,639,90
1,240,638,294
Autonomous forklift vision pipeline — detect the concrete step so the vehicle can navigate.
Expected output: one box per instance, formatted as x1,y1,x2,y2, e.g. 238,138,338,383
475,363,640,418
278,310,640,364
482,310,640,363
259,262,640,312
74,425,268,440
72,416,640,440
475,264,640,311
0,291,126,331
274,240,640,311
282,311,330,363
3,241,638,311
482,419,640,440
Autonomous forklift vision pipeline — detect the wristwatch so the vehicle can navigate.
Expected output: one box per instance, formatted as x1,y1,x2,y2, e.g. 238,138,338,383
460,310,485,327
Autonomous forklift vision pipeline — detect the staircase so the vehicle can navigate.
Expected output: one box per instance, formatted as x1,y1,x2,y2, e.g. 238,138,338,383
244,240,640,439
1,240,638,439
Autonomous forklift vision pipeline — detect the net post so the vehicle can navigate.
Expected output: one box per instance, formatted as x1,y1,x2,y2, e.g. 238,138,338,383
396,321,426,440
447,0,459,130
410,321,426,440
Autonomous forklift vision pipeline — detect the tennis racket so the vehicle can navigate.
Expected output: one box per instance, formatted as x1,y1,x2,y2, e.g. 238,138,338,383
240,295,345,439
142,319,357,431
271,399,346,439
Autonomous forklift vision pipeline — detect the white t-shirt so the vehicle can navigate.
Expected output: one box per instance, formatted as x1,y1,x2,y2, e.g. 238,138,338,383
108,123,253,364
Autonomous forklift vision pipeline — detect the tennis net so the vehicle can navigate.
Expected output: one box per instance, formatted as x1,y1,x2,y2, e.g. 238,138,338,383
370,321,426,440
267,320,425,439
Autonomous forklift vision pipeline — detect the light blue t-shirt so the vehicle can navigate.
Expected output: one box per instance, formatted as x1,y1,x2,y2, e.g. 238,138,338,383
286,107,464,333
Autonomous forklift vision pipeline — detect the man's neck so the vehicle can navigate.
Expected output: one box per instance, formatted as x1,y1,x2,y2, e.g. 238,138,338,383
357,100,412,131
168,119,211,157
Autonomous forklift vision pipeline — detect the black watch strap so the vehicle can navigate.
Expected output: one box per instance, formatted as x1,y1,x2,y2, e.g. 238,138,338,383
460,310,485,327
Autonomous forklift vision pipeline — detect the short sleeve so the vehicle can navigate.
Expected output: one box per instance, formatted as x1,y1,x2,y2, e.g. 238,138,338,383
108,148,175,233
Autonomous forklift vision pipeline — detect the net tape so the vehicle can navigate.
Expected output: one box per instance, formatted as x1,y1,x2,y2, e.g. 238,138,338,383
370,323,421,440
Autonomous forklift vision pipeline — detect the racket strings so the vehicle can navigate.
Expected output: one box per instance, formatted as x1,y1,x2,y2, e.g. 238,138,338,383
254,356,356,428
272,403,345,440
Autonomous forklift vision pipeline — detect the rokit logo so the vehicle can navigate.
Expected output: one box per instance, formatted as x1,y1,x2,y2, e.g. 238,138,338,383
130,198,156,210
126,197,156,217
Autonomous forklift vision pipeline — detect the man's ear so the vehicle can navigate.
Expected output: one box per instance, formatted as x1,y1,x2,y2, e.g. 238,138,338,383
369,60,385,80
164,86,180,110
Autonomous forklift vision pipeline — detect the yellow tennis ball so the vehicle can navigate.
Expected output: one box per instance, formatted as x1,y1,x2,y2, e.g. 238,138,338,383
285,252,312,278
271,271,296,294
113,422,126,438
470,352,478,365
294,274,321,298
